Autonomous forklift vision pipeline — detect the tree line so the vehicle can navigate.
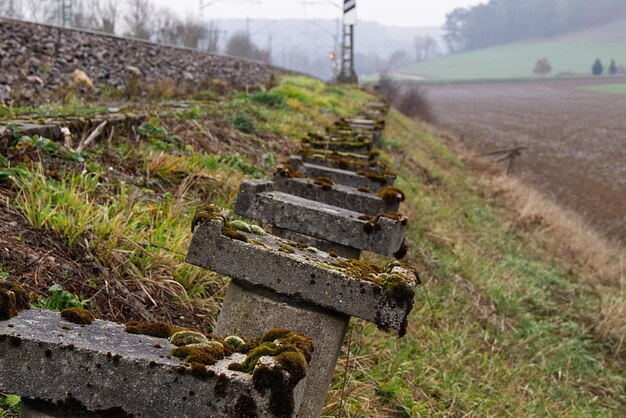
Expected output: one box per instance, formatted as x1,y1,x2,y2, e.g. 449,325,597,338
444,0,626,52
0,0,271,63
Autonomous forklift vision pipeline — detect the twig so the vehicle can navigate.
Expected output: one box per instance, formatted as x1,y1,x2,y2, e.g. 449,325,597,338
481,146,526,157
76,121,107,153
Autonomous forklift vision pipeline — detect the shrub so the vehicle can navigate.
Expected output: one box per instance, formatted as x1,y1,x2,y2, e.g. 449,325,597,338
534,58,552,76
231,114,256,133
377,74,432,122
251,91,285,108
592,58,604,76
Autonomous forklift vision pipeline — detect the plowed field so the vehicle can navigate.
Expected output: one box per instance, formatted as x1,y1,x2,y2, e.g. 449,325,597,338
426,79,626,242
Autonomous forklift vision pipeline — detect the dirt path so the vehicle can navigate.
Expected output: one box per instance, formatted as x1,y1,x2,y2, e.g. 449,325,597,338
425,79,626,242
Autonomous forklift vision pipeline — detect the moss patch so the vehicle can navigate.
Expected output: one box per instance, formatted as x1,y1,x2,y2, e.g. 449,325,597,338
378,186,406,204
125,321,175,339
171,344,227,366
0,281,31,321
60,307,95,325
312,176,335,191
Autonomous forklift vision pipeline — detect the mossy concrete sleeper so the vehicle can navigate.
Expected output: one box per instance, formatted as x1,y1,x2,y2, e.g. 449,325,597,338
186,217,418,333
235,180,407,255
289,156,395,191
272,176,400,215
0,309,306,417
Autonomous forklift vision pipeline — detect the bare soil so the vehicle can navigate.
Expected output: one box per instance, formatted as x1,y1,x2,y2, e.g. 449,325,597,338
425,79,626,243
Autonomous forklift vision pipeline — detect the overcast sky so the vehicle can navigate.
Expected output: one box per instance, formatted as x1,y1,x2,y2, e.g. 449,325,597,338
151,0,482,27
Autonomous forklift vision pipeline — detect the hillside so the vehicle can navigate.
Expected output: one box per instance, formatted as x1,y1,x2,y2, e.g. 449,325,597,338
1,72,624,416
393,19,626,82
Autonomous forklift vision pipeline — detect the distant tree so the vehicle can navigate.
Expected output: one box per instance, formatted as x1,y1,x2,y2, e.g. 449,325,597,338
592,58,604,76
153,7,181,44
225,31,271,63
21,0,50,23
177,15,207,49
386,49,412,71
94,0,119,34
414,35,439,62
534,58,552,76
0,0,22,18
124,0,153,40
608,59,618,75
205,21,221,53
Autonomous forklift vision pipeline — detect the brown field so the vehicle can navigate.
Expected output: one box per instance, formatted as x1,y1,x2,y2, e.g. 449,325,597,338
425,79,626,243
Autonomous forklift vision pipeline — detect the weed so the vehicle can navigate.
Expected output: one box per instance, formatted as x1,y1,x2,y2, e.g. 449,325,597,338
251,91,285,108
0,394,20,417
231,114,256,133
40,284,85,311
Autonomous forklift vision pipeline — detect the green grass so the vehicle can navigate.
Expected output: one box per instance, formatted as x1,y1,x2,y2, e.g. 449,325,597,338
325,111,626,417
396,41,626,81
1,75,624,417
582,83,626,94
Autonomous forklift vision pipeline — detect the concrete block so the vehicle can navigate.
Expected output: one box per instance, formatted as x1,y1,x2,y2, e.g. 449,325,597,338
0,309,306,418
289,156,396,191
186,217,418,334
304,138,373,155
235,180,406,255
272,175,400,216
295,151,389,174
216,281,349,418
271,226,361,260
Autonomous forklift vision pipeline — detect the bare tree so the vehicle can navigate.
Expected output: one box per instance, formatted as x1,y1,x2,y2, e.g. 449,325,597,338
177,15,206,49
124,0,153,40
94,0,118,34
0,0,23,18
386,49,411,71
226,31,271,63
205,21,221,53
153,7,181,44
21,0,50,22
73,0,98,29
414,35,439,62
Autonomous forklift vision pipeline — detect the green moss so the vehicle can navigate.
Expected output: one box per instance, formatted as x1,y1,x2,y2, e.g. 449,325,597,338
171,344,227,366
249,240,268,248
189,362,214,380
276,164,306,179
191,204,225,232
125,321,174,339
229,220,252,233
369,149,381,160
249,225,267,236
312,176,335,191
222,223,250,242
169,330,209,347
356,170,388,185
378,186,406,204
276,351,308,385
224,335,246,350
60,307,95,325
278,246,295,254
229,328,314,374
0,281,30,321
329,259,382,282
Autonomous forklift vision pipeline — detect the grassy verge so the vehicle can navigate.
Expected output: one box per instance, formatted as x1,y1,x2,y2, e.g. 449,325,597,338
1,74,624,416
325,111,625,416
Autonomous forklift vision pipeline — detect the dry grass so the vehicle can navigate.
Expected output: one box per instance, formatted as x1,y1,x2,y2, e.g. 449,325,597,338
484,174,625,285
438,128,626,356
